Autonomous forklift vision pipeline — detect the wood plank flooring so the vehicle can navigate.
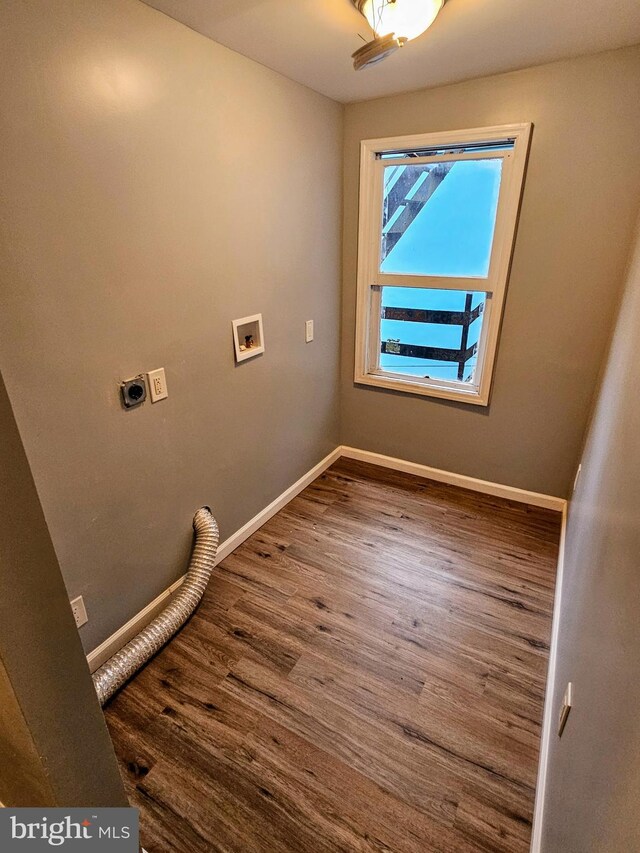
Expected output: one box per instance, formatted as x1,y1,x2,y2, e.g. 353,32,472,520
105,459,561,853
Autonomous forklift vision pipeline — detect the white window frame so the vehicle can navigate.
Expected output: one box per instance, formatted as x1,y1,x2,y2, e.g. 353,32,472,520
354,123,532,406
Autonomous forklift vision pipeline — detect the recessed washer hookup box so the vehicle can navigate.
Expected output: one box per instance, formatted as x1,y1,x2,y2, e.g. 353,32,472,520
0,808,139,851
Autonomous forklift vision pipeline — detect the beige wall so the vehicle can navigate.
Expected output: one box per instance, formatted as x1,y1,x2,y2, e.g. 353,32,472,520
0,0,343,652
540,220,640,850
0,372,126,807
0,656,55,807
341,46,640,498
2,0,639,676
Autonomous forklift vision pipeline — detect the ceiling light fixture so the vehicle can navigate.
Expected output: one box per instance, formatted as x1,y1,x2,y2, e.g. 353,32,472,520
351,0,445,71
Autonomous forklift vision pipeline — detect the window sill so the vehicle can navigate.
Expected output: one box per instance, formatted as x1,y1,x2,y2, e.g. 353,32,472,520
354,370,489,406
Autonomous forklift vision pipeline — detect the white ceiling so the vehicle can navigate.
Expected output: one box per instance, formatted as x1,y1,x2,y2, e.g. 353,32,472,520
141,0,640,103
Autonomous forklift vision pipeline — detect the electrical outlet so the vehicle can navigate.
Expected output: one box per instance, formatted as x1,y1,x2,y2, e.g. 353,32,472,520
305,320,314,343
120,375,147,409
70,595,88,628
558,682,572,736
147,367,168,403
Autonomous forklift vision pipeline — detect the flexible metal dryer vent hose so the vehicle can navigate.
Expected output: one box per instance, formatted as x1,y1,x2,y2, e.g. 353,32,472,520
93,507,219,706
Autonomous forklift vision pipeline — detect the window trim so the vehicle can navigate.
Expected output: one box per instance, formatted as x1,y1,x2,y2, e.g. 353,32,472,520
354,123,532,406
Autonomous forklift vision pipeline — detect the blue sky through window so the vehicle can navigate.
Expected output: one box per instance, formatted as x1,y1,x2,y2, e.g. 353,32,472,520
377,157,499,383
380,287,486,382
380,159,502,278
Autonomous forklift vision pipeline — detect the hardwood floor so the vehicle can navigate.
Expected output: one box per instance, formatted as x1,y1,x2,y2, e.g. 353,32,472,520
105,459,561,853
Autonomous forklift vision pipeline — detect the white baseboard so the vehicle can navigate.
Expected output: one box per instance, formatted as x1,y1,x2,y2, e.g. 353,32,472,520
88,443,565,672
87,446,342,672
340,446,566,512
87,575,187,673
530,502,567,852
213,445,342,565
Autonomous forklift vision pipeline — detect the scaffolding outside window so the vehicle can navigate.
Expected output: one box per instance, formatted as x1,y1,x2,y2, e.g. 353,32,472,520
354,124,532,405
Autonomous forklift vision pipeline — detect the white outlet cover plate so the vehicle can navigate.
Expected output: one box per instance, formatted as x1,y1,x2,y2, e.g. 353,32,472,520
147,367,168,403
305,320,314,343
558,681,573,736
573,464,582,492
70,595,88,628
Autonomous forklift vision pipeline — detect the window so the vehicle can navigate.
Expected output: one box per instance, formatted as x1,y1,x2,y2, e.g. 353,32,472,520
354,124,531,405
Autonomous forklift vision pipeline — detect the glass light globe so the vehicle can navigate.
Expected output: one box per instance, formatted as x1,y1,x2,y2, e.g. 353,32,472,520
359,0,444,42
